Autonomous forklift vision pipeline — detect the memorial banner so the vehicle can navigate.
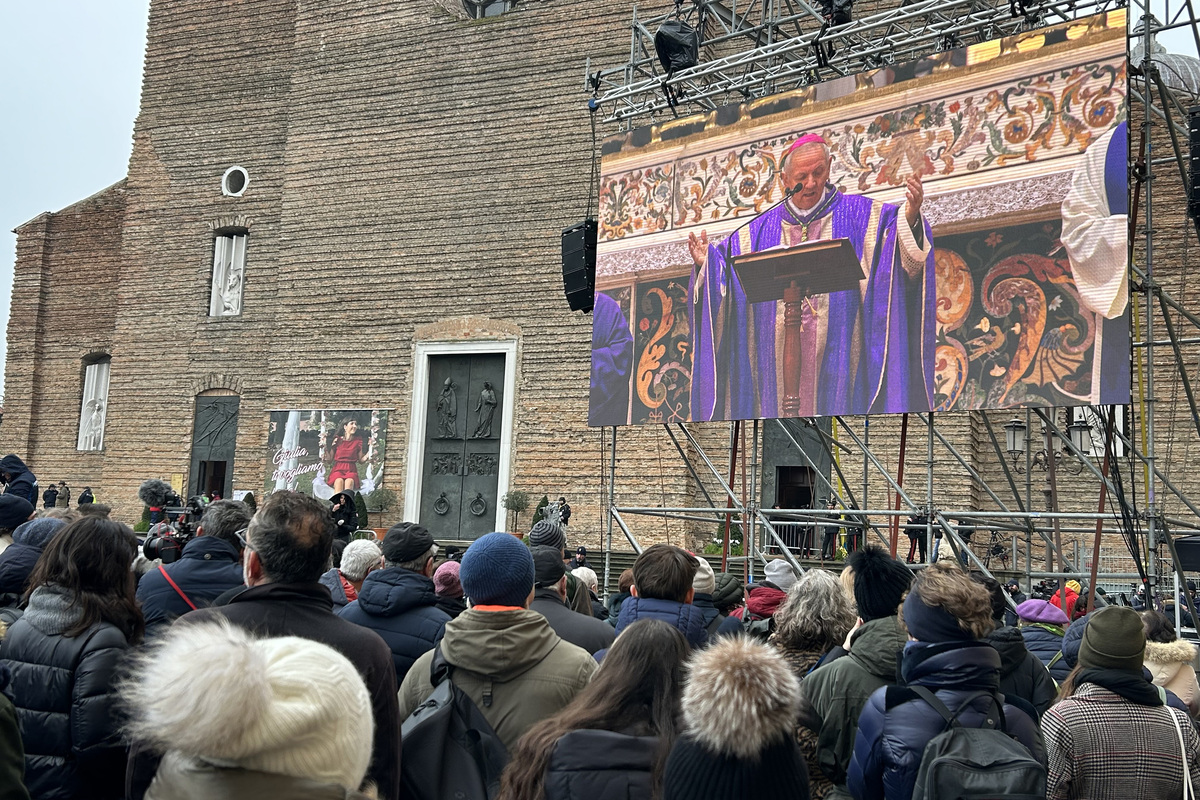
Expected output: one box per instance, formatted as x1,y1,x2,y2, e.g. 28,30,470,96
589,11,1129,426
265,409,388,499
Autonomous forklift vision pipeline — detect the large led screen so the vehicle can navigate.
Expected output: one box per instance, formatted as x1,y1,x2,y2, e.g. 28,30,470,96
589,11,1129,426
265,408,388,498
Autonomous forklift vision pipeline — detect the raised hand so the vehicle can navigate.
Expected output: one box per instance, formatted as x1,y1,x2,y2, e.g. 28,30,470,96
688,229,710,268
904,173,925,229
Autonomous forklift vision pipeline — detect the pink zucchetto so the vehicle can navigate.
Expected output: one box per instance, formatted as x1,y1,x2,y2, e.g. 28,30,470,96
785,133,829,154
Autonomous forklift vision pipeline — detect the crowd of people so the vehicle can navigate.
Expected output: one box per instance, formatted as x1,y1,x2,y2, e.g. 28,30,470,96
0,471,1191,798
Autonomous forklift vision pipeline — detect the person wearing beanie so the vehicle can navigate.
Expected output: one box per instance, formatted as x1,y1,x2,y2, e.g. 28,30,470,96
0,517,65,606
688,556,724,634
848,563,1044,800
1004,578,1028,627
605,545,708,658
1016,598,1072,683
662,637,811,800
123,620,376,799
0,456,36,508
319,538,383,610
1043,606,1200,799
717,560,794,639
0,495,34,557
972,575,1056,719
1049,579,1080,620
528,520,592,617
530,546,615,655
399,533,598,751
771,569,856,800
178,491,400,800
795,545,911,796
432,560,467,619
337,521,451,685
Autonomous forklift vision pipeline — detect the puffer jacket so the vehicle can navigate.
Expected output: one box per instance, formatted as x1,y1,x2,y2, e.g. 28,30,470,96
0,518,64,601
337,567,449,684
716,583,788,636
136,537,244,632
0,459,35,508
318,568,354,610
612,596,708,650
543,729,656,800
987,625,1057,718
146,752,374,800
1145,639,1200,717
1,585,131,799
847,640,1046,800
1020,623,1070,682
797,615,908,797
692,593,721,630
398,608,598,751
605,591,630,628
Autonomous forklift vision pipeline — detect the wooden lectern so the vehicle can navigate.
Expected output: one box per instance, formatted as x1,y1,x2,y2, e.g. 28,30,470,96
731,238,864,415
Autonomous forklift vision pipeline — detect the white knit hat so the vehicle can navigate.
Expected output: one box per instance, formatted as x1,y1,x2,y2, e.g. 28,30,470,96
693,555,716,595
124,620,374,790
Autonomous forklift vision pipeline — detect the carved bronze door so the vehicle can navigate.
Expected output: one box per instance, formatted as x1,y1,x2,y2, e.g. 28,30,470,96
420,354,504,541
189,395,239,499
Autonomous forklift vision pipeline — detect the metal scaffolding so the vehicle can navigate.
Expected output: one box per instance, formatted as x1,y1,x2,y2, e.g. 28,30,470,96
586,0,1200,626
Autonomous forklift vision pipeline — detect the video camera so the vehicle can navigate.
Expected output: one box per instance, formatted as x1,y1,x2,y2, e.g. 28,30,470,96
142,496,207,563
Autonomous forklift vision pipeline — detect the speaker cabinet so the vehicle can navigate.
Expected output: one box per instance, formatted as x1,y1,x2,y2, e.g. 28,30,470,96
562,219,597,313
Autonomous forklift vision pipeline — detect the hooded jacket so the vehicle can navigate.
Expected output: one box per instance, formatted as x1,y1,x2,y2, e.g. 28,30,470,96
317,568,353,610
530,588,615,655
328,493,359,543
398,607,598,752
605,591,630,628
145,752,374,800
1020,623,1071,682
0,458,35,508
797,615,908,797
1,585,131,800
1144,639,1200,717
136,536,244,632
847,640,1045,800
543,729,657,800
716,583,788,636
0,519,64,601
336,568,449,685
1050,585,1079,618
986,625,1057,718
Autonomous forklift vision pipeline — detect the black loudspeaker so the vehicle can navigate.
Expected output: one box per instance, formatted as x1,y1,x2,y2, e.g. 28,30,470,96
1175,535,1200,572
562,219,597,313
1189,107,1200,221
655,19,700,74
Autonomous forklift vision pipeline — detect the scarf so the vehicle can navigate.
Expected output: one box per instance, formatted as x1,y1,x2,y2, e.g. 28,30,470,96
1078,667,1165,706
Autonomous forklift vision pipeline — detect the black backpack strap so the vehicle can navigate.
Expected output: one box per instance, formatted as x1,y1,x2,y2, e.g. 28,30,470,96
429,643,453,686
911,686,1006,731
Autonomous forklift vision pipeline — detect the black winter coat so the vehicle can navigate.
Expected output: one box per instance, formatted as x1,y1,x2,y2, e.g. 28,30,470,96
987,625,1057,718
1020,623,1071,682
1,586,131,800
1003,590,1028,628
136,537,244,632
530,588,616,656
0,458,36,509
336,568,449,685
544,729,657,800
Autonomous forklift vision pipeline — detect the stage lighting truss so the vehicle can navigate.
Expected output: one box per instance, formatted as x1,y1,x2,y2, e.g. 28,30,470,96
585,0,1123,128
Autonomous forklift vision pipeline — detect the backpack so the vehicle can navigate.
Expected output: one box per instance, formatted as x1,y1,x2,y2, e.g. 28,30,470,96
400,645,509,800
907,685,1047,800
741,610,772,641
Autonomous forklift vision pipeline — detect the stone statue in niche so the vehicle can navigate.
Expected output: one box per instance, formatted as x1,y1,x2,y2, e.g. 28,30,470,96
471,381,497,439
436,378,457,438
221,261,244,315
83,400,106,450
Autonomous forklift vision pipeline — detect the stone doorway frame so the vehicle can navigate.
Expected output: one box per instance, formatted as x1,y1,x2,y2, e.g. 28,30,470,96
403,339,517,533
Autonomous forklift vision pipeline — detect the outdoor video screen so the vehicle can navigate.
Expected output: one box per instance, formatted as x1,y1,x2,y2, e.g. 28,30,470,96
265,408,389,499
589,11,1129,426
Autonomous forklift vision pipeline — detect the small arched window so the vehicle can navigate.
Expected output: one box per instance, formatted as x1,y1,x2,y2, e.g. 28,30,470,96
77,354,111,451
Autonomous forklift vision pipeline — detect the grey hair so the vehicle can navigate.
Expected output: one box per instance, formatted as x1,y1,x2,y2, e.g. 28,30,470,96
772,568,856,652
339,539,383,582
390,545,438,574
199,500,252,548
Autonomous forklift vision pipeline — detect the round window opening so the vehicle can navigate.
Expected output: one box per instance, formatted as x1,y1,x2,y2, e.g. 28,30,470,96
222,166,249,197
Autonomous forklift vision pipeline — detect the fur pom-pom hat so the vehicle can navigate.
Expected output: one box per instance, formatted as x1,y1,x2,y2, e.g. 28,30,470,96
122,620,374,791
663,637,809,799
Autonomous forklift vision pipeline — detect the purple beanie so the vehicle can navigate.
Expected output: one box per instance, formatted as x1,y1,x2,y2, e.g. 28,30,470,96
1015,598,1070,626
433,560,463,599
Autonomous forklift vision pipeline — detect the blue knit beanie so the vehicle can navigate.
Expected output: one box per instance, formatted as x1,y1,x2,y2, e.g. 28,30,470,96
460,533,535,607
12,517,66,549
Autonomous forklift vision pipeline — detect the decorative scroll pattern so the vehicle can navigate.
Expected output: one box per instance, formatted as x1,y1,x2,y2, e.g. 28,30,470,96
599,59,1126,241
631,278,692,424
932,219,1096,411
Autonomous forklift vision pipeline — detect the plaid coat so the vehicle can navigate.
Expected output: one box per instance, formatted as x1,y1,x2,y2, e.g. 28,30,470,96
1043,682,1200,800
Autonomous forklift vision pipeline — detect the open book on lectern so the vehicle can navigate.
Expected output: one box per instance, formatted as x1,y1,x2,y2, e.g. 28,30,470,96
731,238,865,304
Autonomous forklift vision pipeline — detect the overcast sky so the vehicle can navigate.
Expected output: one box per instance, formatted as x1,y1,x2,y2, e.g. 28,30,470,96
0,1,1192,402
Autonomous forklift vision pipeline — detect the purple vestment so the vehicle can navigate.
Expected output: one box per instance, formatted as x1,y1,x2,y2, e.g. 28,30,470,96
689,190,937,420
